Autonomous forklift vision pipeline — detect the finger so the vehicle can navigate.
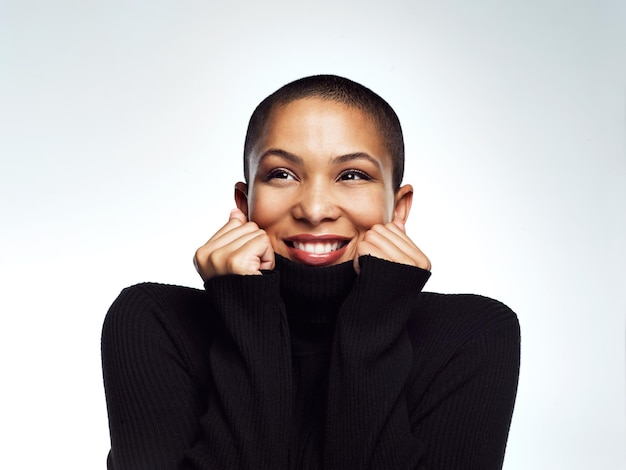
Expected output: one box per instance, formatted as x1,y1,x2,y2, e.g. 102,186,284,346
258,238,275,271
357,238,426,270
358,224,431,270
205,208,252,244
356,237,409,265
368,223,419,256
203,227,268,267
198,227,276,279
378,222,428,261
195,226,265,278
391,216,406,233
372,231,430,270
229,208,247,224
205,219,260,253
206,213,247,244
353,254,361,275
219,231,275,276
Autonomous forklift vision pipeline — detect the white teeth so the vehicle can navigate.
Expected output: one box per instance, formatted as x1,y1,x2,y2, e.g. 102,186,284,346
294,241,341,254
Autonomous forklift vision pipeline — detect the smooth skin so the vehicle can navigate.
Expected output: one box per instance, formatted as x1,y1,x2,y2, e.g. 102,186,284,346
194,98,430,281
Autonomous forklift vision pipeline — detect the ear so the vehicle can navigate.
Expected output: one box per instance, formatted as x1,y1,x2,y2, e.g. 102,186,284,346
393,184,413,223
234,182,249,219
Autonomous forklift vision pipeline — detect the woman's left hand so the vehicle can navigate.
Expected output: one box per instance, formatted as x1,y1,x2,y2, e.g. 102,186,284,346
353,218,431,274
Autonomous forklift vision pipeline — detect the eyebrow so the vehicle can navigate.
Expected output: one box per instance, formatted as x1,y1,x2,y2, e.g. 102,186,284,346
332,152,382,171
258,149,382,171
258,149,304,166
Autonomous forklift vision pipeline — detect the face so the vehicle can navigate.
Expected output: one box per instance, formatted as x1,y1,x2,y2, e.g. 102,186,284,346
236,97,412,266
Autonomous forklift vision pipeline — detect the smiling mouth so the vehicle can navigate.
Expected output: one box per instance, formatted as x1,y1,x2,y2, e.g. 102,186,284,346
285,240,349,254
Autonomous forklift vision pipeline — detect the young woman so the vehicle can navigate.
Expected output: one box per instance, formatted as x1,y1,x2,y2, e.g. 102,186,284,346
102,75,520,469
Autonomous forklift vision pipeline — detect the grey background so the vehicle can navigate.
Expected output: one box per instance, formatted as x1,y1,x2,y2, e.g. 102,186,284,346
1,1,624,467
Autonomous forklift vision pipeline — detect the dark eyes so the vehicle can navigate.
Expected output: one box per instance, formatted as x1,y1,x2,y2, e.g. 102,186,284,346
266,169,295,181
265,168,372,182
337,170,372,182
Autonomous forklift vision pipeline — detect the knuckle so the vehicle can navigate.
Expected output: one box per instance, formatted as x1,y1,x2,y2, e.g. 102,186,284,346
195,242,211,257
206,249,223,269
424,256,432,271
363,230,380,243
225,257,237,272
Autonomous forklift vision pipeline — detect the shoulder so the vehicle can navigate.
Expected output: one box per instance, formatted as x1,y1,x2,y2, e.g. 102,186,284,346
111,281,208,311
418,292,518,326
102,283,216,400
409,292,520,353
105,282,209,323
113,281,207,304
102,282,214,350
404,293,520,403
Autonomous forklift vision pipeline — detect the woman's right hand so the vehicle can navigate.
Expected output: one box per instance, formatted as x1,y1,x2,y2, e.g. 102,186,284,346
194,208,275,282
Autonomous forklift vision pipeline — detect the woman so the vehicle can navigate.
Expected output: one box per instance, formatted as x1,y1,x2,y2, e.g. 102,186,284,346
102,74,520,469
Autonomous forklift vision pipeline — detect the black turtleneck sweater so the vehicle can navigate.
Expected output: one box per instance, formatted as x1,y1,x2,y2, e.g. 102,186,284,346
102,255,520,469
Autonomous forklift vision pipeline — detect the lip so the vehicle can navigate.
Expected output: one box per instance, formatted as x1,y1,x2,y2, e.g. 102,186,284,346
283,234,351,266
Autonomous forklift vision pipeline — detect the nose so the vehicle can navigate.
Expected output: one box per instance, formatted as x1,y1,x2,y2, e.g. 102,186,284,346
292,179,339,225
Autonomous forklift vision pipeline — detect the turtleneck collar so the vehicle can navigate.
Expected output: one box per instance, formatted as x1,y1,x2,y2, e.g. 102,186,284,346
274,254,357,324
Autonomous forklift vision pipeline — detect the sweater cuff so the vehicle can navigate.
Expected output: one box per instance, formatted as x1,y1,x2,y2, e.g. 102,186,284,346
357,255,431,293
334,256,430,348
204,271,281,309
203,271,285,345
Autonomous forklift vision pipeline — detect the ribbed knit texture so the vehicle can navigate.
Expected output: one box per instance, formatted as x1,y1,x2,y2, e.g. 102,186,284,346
102,255,520,469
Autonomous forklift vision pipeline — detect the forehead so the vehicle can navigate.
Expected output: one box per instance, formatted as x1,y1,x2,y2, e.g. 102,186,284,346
253,98,390,164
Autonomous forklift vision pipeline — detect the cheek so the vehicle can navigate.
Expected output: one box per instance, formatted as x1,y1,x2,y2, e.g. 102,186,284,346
343,192,392,230
248,191,286,230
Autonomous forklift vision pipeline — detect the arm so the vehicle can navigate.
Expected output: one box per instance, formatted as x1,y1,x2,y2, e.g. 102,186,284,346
186,208,292,468
324,259,520,470
324,256,431,469
103,210,292,469
102,277,293,469
102,284,209,469
324,215,519,469
185,272,292,469
407,295,520,469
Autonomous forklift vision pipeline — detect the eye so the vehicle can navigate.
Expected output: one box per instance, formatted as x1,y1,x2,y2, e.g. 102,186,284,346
338,169,372,182
266,168,296,181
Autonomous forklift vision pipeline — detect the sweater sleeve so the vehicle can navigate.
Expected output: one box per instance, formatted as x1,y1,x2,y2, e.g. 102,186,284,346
185,272,292,469
406,297,520,469
102,284,210,469
101,275,293,470
323,256,520,470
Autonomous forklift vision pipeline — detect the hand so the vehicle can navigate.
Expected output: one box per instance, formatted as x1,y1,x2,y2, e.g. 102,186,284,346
194,209,275,281
353,218,431,274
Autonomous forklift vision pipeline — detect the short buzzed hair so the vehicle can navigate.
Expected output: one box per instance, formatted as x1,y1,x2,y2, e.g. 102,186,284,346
243,74,405,190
